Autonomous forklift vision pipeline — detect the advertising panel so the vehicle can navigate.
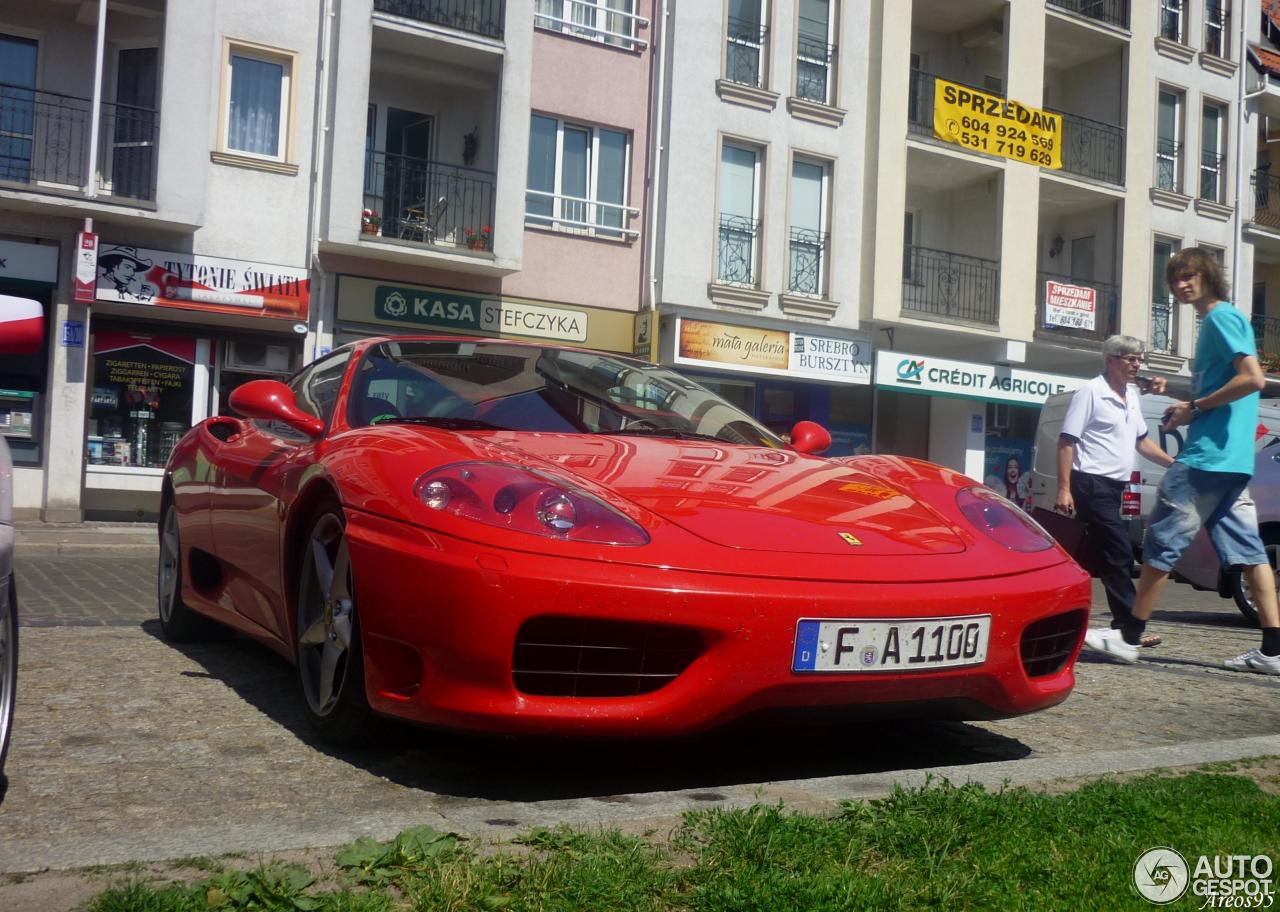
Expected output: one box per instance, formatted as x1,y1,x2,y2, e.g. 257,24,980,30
674,317,873,385
875,350,1085,405
933,79,1063,170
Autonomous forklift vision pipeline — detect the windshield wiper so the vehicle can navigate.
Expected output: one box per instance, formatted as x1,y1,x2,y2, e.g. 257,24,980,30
604,426,725,442
373,416,507,431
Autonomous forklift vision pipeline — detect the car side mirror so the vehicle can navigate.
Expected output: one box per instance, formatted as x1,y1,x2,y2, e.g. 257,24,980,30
790,420,832,455
228,379,325,438
0,296,44,355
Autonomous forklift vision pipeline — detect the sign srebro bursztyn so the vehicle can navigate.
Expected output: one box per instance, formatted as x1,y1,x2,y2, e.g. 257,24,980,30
933,79,1062,170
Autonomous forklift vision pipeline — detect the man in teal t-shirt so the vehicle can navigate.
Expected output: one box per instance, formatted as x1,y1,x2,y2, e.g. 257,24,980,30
1083,248,1280,674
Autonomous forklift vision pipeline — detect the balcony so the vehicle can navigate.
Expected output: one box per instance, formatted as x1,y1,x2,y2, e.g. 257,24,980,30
0,82,158,204
1253,315,1280,361
1045,0,1130,29
787,227,827,296
1154,139,1183,194
1252,170,1280,230
1149,299,1177,354
362,150,496,252
902,245,999,325
725,17,769,89
1200,151,1226,204
1035,272,1118,346
794,34,836,104
716,214,762,287
1053,110,1124,186
372,0,505,40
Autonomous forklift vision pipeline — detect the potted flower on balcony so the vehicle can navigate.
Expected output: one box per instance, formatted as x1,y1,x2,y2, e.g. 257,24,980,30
464,225,493,251
361,209,382,236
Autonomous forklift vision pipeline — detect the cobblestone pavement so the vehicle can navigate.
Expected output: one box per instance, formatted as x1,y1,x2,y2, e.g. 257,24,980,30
1,551,1278,876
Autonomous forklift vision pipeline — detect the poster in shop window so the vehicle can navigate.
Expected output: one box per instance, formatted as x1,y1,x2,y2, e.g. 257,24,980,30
983,439,1034,510
94,245,309,321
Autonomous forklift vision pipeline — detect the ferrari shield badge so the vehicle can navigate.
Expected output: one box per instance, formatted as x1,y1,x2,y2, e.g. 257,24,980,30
838,532,862,547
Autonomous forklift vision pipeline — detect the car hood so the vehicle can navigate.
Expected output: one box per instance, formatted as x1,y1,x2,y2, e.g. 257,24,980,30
481,433,968,556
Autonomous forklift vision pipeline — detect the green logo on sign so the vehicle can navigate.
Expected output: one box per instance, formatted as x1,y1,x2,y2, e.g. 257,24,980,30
375,285,483,330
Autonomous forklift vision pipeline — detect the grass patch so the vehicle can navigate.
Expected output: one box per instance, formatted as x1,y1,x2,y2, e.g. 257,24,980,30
84,771,1280,912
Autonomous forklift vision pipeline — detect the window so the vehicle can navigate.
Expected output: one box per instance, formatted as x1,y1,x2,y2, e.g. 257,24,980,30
0,33,38,184
534,0,645,50
726,0,768,88
289,351,352,427
788,158,829,296
795,0,835,104
717,142,763,286
1159,0,1183,42
525,114,633,237
1201,101,1227,203
902,209,919,281
221,41,293,162
1204,0,1229,57
1156,88,1183,193
1150,237,1180,353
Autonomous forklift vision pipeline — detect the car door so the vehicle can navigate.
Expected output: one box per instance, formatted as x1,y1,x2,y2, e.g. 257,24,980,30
209,351,352,639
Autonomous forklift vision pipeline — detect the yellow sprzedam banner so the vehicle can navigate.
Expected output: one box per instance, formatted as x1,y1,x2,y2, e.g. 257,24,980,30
933,79,1062,170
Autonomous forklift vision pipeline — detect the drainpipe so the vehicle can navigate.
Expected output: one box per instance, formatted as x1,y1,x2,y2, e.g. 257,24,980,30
645,0,670,319
84,0,108,198
305,0,339,362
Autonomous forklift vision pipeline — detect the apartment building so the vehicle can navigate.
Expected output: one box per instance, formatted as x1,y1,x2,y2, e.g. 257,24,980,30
649,0,877,453
0,0,322,521
0,0,657,521
865,0,1243,488
1242,0,1280,357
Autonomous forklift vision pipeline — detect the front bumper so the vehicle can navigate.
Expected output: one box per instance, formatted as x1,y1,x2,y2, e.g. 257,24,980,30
346,510,1091,737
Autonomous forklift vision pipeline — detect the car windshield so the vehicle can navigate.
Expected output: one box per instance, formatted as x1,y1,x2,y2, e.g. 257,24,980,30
347,340,786,448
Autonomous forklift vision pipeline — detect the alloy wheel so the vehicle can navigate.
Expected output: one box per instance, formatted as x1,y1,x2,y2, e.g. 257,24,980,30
297,514,355,716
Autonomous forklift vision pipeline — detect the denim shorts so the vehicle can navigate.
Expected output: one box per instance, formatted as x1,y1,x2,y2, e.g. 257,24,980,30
1143,462,1268,572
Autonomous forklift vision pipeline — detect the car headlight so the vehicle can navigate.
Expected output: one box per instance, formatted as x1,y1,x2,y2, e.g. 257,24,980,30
956,486,1054,552
414,462,650,546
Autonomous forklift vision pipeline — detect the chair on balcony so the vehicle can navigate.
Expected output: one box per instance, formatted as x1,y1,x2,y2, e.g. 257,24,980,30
399,195,448,244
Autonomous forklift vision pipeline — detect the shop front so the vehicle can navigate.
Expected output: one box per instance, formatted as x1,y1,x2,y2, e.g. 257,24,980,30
0,238,59,514
653,312,874,456
873,349,1087,502
333,275,637,352
81,244,311,519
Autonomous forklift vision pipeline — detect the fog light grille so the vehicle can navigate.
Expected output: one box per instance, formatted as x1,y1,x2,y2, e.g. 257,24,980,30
513,617,703,697
1020,608,1087,678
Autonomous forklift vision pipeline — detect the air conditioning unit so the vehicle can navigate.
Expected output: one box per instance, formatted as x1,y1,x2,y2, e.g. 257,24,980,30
223,341,292,375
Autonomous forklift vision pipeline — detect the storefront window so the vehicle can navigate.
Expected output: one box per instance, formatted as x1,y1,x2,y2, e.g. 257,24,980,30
983,402,1039,509
0,295,49,466
88,331,195,468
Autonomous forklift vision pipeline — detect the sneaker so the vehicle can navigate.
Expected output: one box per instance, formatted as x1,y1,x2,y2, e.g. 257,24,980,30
1083,627,1141,664
1224,649,1280,676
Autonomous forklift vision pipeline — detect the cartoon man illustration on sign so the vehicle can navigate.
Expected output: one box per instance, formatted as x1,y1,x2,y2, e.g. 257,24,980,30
97,246,157,302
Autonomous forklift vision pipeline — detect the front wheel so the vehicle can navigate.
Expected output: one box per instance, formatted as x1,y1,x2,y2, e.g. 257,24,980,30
295,506,376,746
1229,538,1280,626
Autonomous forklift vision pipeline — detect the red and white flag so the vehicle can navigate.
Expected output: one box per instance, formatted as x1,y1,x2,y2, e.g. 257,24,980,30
0,296,44,355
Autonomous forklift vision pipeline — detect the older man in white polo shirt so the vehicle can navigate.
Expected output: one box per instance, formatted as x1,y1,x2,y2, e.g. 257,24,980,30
1056,335,1173,642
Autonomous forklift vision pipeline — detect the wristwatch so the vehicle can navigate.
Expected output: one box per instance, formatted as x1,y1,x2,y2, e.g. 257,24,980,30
1190,399,1202,419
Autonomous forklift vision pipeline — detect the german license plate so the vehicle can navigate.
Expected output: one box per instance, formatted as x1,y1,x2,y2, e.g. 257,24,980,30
792,616,991,673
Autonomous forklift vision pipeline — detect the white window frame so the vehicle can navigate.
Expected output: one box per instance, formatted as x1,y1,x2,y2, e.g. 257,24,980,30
786,155,831,297
794,0,837,105
217,38,296,166
725,0,770,89
1156,86,1184,194
1159,0,1184,43
1200,100,1228,204
715,139,764,287
1150,236,1181,354
524,115,638,239
534,0,650,50
1204,0,1229,57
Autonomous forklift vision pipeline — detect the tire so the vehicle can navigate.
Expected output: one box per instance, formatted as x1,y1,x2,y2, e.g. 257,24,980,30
157,504,223,641
0,573,17,785
1229,537,1279,627
295,504,376,746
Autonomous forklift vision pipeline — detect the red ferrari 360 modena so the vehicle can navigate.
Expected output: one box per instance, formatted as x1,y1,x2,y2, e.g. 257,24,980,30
160,336,1091,745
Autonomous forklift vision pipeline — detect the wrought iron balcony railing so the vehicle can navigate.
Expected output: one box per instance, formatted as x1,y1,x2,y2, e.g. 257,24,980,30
795,34,835,104
902,244,999,325
1253,314,1280,363
1053,109,1125,185
1200,150,1226,204
0,81,158,202
716,214,762,287
725,16,769,89
1149,299,1177,354
363,150,496,250
1035,272,1119,345
1253,170,1280,230
787,227,827,296
1045,0,1130,30
373,0,505,40
1204,4,1229,57
1155,138,1182,193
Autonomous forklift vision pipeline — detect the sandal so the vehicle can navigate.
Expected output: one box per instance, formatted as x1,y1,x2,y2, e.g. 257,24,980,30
1140,633,1163,648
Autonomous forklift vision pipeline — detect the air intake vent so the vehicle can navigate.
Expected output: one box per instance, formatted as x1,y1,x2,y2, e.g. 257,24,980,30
513,617,703,697
1020,608,1088,678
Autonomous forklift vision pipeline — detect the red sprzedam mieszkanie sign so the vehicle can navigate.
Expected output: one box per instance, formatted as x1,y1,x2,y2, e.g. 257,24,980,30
1044,280,1096,332
94,245,310,321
